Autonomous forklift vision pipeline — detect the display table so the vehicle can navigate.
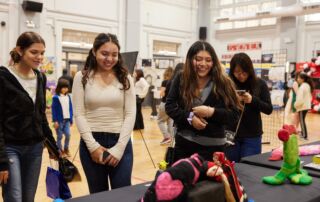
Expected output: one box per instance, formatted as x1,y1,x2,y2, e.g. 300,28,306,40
235,163,320,202
68,162,320,202
241,141,320,178
68,180,225,202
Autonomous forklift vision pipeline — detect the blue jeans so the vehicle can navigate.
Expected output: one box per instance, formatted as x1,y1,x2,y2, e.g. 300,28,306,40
80,132,133,194
2,142,43,202
55,119,71,151
225,136,262,163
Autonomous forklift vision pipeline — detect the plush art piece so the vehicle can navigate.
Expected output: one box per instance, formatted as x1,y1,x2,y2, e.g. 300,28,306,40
206,152,247,202
141,153,206,202
262,125,312,185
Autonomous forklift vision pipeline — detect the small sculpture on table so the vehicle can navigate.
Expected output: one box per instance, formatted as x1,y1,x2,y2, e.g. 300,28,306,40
262,124,312,185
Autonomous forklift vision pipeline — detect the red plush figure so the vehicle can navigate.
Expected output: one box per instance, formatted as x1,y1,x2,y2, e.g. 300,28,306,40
206,152,247,202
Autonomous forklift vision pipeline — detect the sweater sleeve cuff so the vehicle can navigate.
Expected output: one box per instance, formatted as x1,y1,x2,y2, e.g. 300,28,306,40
87,142,101,154
108,143,126,161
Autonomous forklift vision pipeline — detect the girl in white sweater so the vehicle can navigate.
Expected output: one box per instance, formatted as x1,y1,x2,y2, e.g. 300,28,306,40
294,72,314,140
72,33,136,193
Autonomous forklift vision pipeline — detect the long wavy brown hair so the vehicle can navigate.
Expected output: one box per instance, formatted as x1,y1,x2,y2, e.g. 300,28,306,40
81,33,130,90
181,41,241,110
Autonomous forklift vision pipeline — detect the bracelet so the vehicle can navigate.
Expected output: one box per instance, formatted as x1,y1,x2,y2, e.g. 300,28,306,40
187,112,194,125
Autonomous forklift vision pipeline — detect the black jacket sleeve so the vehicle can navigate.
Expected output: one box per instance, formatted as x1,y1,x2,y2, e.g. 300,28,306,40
0,76,8,171
41,73,59,154
208,106,240,126
165,74,190,126
250,79,273,115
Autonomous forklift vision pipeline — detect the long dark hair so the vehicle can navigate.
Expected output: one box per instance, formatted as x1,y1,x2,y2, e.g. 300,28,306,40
297,71,314,92
182,41,240,110
81,33,130,90
229,52,257,93
135,69,144,82
10,32,45,63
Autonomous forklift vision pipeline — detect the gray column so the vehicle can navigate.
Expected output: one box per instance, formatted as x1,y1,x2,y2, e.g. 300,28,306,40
279,0,297,62
197,0,210,41
124,0,141,52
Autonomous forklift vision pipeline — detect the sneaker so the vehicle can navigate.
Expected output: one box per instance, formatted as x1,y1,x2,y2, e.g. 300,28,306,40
160,138,171,145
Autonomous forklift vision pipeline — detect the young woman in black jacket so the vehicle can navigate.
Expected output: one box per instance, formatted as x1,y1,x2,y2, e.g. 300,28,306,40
226,52,273,162
165,41,241,161
0,32,58,202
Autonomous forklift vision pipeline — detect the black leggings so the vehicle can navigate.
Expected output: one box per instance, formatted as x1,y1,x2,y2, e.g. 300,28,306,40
299,110,308,139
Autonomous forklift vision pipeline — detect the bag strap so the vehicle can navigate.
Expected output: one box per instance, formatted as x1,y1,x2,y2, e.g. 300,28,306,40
234,104,245,136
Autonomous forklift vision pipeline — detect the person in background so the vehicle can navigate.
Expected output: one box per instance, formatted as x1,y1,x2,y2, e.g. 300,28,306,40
134,69,150,130
0,31,58,202
72,33,136,193
294,71,314,140
52,78,73,157
284,73,300,130
59,68,73,93
157,67,174,145
226,52,273,162
165,41,240,161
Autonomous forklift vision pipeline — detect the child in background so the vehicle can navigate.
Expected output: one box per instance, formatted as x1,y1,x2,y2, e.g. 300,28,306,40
52,78,73,156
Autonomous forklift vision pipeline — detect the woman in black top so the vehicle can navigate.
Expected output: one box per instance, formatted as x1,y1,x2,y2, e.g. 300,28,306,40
165,41,241,161
226,52,273,162
0,32,58,201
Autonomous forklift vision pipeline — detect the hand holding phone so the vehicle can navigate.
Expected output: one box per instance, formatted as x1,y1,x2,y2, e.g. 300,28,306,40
102,151,110,161
236,90,246,96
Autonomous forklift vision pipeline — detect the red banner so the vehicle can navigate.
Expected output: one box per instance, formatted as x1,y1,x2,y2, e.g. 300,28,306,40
227,42,261,52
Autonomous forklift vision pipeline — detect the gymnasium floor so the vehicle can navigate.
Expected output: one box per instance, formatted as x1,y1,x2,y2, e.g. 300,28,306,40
1,107,320,201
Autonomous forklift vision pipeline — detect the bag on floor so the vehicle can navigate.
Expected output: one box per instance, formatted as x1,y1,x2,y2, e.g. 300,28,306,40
46,167,72,200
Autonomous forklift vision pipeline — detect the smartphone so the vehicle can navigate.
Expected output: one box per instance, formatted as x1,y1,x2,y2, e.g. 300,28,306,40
236,90,246,96
102,151,110,161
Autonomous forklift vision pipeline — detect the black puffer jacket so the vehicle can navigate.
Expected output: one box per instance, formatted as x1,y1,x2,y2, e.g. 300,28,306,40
0,66,57,171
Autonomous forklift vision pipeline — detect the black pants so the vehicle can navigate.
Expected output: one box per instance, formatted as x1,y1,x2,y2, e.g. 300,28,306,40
299,110,308,139
134,96,144,130
173,134,225,162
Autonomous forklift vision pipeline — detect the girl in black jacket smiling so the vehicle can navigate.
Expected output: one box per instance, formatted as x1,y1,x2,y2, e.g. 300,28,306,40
226,52,273,162
0,32,58,202
165,41,241,161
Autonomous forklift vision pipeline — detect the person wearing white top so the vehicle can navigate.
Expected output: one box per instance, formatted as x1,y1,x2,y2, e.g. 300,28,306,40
133,69,149,130
294,71,314,140
72,33,136,194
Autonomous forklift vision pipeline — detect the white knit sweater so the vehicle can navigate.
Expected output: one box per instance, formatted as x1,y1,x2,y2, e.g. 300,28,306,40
72,71,136,160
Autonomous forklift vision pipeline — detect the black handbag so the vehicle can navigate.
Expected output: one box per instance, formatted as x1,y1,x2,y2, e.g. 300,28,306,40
44,137,81,182
225,105,245,146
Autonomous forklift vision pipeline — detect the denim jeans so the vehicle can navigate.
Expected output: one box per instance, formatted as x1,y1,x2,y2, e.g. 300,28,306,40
225,136,262,163
55,119,71,151
2,142,43,202
157,102,173,139
80,132,133,194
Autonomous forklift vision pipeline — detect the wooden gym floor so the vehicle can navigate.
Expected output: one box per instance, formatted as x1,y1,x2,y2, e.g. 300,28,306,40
1,107,320,201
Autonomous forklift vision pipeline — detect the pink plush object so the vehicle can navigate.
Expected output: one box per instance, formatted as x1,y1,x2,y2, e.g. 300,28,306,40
269,145,320,161
155,172,184,201
278,129,289,142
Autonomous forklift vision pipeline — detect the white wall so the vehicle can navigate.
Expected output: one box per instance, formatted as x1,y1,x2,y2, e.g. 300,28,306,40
297,21,320,62
0,3,9,65
213,26,281,62
140,0,198,59
42,0,124,78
